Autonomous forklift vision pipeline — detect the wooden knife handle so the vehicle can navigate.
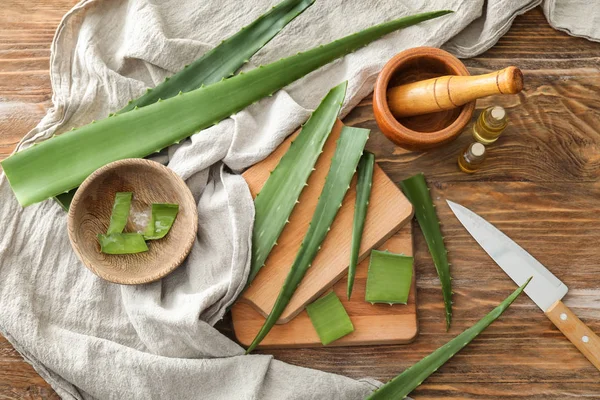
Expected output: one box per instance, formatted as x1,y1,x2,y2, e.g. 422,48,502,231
387,66,523,118
546,300,600,371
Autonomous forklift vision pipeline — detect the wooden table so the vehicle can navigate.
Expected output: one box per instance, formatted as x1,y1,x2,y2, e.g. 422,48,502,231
1,3,599,399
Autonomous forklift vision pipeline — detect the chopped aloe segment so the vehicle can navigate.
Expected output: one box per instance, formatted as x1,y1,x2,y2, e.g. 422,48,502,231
365,250,413,304
106,192,132,235
306,291,354,345
98,233,148,254
367,278,531,399
143,203,179,240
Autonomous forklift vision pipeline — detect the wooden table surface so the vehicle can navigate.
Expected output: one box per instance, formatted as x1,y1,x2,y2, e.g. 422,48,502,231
1,3,599,399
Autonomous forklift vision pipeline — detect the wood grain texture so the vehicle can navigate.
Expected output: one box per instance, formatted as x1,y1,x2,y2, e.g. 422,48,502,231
232,224,417,348
546,300,600,371
240,120,413,323
68,159,198,285
1,4,600,399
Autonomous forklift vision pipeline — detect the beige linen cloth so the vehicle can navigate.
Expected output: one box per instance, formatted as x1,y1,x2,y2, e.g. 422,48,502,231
1,0,595,398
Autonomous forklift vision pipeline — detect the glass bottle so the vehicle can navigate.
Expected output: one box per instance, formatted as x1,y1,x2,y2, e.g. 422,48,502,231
458,142,486,173
472,106,507,144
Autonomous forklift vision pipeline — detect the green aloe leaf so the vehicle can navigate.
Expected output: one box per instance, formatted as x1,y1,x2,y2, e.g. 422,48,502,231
106,192,132,235
365,250,413,304
246,125,370,353
3,10,452,207
54,0,316,209
248,82,347,284
98,233,149,254
143,203,179,240
367,278,531,399
306,291,354,345
400,173,453,330
347,151,375,299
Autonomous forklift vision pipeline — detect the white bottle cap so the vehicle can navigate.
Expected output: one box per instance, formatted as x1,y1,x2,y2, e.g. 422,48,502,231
471,142,485,157
490,106,506,121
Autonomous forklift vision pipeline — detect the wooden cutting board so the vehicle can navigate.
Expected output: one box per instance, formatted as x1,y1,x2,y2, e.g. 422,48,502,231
238,120,413,323
232,224,417,348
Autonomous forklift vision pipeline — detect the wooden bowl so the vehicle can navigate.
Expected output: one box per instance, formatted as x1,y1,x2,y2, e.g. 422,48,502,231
373,47,475,151
68,159,198,285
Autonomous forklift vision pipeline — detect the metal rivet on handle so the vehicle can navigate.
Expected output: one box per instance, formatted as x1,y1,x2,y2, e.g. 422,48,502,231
560,313,567,321
582,336,589,343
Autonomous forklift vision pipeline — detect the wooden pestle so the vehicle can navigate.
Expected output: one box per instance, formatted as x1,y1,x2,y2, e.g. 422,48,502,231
387,66,523,118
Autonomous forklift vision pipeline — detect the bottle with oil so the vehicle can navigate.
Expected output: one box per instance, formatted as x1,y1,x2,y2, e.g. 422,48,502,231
458,142,487,173
472,106,507,144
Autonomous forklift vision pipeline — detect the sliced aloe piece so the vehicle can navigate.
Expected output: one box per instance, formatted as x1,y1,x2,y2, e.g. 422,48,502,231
98,233,149,254
307,291,354,345
347,151,374,299
3,10,452,207
365,250,413,304
143,203,179,240
248,82,347,285
245,125,370,353
54,0,316,209
400,173,452,329
367,278,531,399
106,192,133,235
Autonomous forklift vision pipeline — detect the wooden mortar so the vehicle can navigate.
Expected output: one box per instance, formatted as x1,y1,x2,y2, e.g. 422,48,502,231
373,47,523,151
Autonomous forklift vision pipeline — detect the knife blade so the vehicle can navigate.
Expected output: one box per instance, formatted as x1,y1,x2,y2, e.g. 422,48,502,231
447,200,600,371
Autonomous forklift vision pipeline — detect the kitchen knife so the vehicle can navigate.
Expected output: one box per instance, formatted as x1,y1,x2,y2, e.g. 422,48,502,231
447,200,600,371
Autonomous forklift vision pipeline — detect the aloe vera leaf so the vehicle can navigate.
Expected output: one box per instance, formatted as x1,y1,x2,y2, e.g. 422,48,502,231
97,233,149,254
365,250,413,304
143,203,179,240
246,125,370,353
306,291,354,345
105,192,133,235
248,82,347,284
400,173,452,330
347,151,375,299
367,278,531,399
2,10,452,207
118,0,315,114
54,0,316,209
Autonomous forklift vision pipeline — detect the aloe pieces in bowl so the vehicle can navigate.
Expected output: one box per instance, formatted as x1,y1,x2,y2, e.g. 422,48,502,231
3,10,452,207
401,173,453,330
98,233,149,255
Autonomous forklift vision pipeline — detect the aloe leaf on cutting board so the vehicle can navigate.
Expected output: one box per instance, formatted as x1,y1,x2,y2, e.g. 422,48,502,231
106,192,133,235
246,125,370,353
400,173,453,330
2,10,453,207
248,82,347,285
54,0,317,209
97,233,149,254
143,203,179,240
365,250,413,304
367,278,531,399
347,151,375,299
306,291,354,345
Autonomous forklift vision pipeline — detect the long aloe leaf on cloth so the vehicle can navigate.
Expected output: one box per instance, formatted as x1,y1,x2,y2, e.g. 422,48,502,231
54,0,316,210
400,173,453,330
246,125,370,353
248,82,347,285
367,278,531,399
118,0,316,114
2,10,452,207
347,151,375,299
